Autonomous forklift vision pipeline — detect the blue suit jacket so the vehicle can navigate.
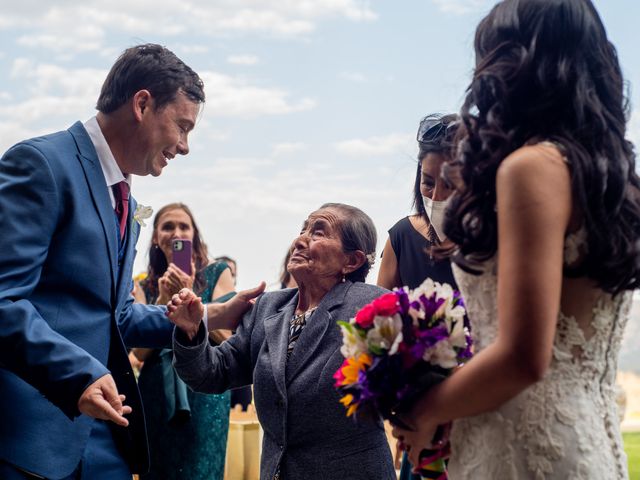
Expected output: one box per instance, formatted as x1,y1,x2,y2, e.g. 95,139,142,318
174,281,397,480
0,122,173,478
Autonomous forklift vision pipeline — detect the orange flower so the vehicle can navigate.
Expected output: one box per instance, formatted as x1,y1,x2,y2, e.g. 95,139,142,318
341,353,372,385
339,393,359,417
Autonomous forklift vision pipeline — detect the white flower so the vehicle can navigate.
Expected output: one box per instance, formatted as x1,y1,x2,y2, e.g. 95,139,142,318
340,324,368,358
366,314,403,355
443,303,467,348
133,204,153,227
423,340,458,369
435,282,454,301
410,278,436,301
448,323,470,350
445,304,466,323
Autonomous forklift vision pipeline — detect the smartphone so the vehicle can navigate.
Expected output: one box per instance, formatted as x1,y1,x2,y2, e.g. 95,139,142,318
172,239,192,275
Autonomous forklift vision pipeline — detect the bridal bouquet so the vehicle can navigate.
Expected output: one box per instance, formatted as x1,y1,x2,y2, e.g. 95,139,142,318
334,279,472,479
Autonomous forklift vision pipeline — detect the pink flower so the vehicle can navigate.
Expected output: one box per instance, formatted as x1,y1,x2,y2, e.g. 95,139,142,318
333,359,348,386
355,303,376,328
372,293,400,316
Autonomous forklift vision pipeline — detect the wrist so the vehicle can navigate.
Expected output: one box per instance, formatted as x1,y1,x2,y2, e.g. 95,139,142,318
202,303,209,330
156,294,169,305
412,389,440,426
185,324,201,341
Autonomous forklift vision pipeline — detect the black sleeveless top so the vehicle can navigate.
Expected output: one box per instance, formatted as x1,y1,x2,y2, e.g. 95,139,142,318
388,216,457,289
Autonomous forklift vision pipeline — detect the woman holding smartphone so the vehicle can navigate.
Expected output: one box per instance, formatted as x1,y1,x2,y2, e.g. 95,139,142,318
132,202,235,480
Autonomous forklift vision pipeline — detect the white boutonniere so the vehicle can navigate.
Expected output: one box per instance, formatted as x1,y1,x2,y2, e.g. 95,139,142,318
133,204,153,227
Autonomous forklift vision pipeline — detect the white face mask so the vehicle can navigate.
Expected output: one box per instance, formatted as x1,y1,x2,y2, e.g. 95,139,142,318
422,196,449,241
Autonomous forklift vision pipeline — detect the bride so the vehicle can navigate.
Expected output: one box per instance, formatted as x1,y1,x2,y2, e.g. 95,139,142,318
392,0,640,478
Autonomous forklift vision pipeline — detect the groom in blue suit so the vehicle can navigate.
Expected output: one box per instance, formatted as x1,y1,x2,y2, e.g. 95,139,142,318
0,44,205,479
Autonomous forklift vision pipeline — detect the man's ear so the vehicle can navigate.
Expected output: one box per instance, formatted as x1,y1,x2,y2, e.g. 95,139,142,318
342,250,366,275
132,90,152,121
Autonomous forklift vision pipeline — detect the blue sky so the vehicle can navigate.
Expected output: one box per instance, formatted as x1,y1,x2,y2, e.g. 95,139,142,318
0,0,638,291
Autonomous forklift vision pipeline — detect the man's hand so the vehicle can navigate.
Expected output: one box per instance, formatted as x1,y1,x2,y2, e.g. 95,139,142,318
78,374,132,427
166,288,204,340
167,282,266,338
206,282,266,331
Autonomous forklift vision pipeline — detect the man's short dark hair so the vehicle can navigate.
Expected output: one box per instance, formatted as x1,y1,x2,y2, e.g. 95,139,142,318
96,43,205,113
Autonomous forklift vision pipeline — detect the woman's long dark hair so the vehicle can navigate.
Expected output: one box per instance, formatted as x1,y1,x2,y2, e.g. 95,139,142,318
145,203,210,301
445,0,640,293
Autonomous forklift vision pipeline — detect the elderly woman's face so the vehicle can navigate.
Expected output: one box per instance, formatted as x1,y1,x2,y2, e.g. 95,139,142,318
287,208,349,284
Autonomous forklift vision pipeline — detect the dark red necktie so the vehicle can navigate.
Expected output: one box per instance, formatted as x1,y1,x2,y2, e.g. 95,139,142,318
113,181,130,240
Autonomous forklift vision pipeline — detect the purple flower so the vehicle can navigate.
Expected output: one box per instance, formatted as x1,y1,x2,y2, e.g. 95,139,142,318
406,325,445,359
418,294,445,322
396,288,411,315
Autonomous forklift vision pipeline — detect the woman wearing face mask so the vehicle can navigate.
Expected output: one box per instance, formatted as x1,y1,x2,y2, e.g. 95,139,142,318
377,113,459,478
378,113,458,290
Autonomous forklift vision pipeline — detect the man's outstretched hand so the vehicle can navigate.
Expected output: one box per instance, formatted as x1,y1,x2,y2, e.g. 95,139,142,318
166,282,266,340
78,374,131,426
208,282,266,330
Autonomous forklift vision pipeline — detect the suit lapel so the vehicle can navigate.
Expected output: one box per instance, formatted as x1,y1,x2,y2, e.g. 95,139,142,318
263,296,297,399
285,281,350,384
69,122,118,305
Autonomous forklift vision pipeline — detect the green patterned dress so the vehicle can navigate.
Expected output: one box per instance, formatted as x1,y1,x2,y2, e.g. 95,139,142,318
138,261,232,480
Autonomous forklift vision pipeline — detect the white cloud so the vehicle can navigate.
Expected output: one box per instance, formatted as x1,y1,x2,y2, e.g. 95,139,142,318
215,9,315,36
202,71,316,117
0,121,43,154
1,1,378,55
10,59,106,98
339,71,367,83
227,54,260,66
175,44,210,55
271,142,306,157
431,0,492,15
16,23,104,54
333,132,413,157
0,60,105,150
131,145,403,288
0,60,315,150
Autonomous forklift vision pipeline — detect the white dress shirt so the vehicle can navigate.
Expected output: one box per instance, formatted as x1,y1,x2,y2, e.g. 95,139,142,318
83,116,131,208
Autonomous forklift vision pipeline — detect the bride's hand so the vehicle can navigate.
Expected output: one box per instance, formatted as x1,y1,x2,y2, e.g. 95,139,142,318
391,417,446,472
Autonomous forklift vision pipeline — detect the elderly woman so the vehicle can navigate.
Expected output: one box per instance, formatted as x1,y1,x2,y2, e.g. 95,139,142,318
167,203,396,480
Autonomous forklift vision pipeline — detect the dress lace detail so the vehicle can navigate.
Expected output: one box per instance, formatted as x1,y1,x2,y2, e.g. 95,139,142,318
448,236,632,479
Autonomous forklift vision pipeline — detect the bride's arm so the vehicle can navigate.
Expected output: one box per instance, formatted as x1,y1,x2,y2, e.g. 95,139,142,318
395,145,572,464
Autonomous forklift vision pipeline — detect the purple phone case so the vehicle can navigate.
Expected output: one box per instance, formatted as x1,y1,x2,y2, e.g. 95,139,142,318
172,239,192,275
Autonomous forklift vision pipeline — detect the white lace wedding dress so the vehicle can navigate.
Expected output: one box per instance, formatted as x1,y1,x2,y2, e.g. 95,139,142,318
448,231,632,479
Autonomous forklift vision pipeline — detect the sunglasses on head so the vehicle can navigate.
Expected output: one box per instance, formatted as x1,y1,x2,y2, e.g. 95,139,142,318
416,117,456,145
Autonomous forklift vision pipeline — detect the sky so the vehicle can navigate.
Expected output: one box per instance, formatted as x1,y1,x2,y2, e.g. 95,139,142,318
0,0,639,293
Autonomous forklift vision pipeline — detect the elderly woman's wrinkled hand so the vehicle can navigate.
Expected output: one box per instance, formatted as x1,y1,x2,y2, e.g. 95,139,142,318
166,288,204,340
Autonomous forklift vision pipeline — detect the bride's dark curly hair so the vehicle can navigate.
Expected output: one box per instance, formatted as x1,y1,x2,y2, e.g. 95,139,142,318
444,0,640,294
